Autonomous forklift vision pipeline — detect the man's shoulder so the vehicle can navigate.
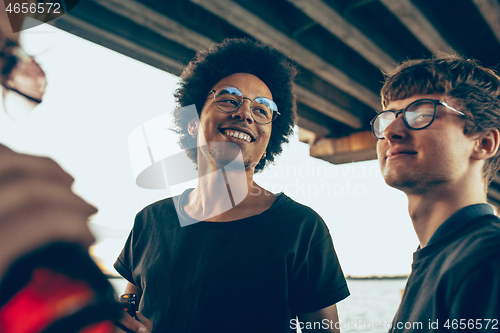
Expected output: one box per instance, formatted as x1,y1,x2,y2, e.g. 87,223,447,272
135,196,178,223
439,215,500,277
459,214,500,251
268,193,331,239
271,193,324,221
140,196,175,212
439,222,500,313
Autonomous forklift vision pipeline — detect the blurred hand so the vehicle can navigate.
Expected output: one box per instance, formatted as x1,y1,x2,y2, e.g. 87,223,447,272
0,144,97,277
116,312,153,333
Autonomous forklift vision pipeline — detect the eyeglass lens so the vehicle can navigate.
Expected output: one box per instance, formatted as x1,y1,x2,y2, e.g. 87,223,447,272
214,85,278,123
373,100,436,139
1,50,46,120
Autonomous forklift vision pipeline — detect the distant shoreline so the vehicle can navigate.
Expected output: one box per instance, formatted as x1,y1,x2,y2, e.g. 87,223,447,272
346,275,408,280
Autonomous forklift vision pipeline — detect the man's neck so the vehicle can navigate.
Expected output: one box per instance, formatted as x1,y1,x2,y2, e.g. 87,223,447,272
405,181,487,248
184,165,275,222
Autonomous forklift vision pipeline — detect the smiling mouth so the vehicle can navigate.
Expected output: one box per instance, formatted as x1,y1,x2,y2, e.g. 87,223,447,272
388,152,417,158
224,129,252,142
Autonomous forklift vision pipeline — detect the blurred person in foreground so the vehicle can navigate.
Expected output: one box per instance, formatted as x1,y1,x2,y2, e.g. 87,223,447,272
114,38,349,333
0,4,151,332
371,55,500,332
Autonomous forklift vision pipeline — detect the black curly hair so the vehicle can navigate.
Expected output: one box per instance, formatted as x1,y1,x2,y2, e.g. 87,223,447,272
173,38,297,173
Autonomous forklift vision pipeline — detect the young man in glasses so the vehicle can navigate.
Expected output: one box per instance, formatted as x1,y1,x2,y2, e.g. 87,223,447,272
372,56,500,332
114,38,349,333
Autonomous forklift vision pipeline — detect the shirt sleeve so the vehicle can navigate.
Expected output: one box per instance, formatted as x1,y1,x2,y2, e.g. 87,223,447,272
113,212,143,286
448,256,500,331
113,233,135,285
289,230,350,314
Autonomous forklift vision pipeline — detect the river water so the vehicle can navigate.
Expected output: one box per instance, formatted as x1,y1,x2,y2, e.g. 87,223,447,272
336,279,408,332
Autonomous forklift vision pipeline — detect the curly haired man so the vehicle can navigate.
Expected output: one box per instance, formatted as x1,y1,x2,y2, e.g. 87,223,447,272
115,38,349,333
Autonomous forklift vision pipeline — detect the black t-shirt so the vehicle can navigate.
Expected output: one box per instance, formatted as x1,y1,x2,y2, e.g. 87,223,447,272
114,192,349,333
389,207,500,332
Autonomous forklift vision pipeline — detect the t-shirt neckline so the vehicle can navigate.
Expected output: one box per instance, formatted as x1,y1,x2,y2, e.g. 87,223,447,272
174,189,287,227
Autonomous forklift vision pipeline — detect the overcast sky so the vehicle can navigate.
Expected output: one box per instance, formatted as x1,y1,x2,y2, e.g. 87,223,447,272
0,23,418,277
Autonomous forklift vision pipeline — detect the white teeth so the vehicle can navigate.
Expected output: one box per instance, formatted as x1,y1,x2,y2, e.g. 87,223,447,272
225,130,251,142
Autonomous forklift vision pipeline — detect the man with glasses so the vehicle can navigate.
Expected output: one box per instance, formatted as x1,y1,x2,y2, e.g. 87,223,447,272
114,38,349,333
372,56,500,332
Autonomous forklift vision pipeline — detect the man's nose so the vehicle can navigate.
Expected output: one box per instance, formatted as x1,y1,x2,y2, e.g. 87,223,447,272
231,98,254,123
383,113,407,140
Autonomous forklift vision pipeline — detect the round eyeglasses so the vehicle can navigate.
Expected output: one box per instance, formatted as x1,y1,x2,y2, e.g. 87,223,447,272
370,99,466,139
1,40,46,120
208,84,280,124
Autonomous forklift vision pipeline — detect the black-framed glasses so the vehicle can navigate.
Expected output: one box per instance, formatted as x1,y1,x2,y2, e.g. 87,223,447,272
370,99,466,139
208,84,280,124
1,36,46,120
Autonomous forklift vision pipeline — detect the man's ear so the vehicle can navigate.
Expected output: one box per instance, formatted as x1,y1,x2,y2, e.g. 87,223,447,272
471,129,500,160
187,119,200,138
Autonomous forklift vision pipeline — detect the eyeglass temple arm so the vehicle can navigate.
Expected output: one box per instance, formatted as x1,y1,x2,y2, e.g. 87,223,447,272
440,101,466,116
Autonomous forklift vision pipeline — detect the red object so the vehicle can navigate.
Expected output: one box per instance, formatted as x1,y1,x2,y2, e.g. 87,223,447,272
0,267,113,333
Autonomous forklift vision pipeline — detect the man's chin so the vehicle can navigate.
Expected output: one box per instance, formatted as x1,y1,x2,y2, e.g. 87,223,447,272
204,142,249,173
382,170,415,189
384,176,423,194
